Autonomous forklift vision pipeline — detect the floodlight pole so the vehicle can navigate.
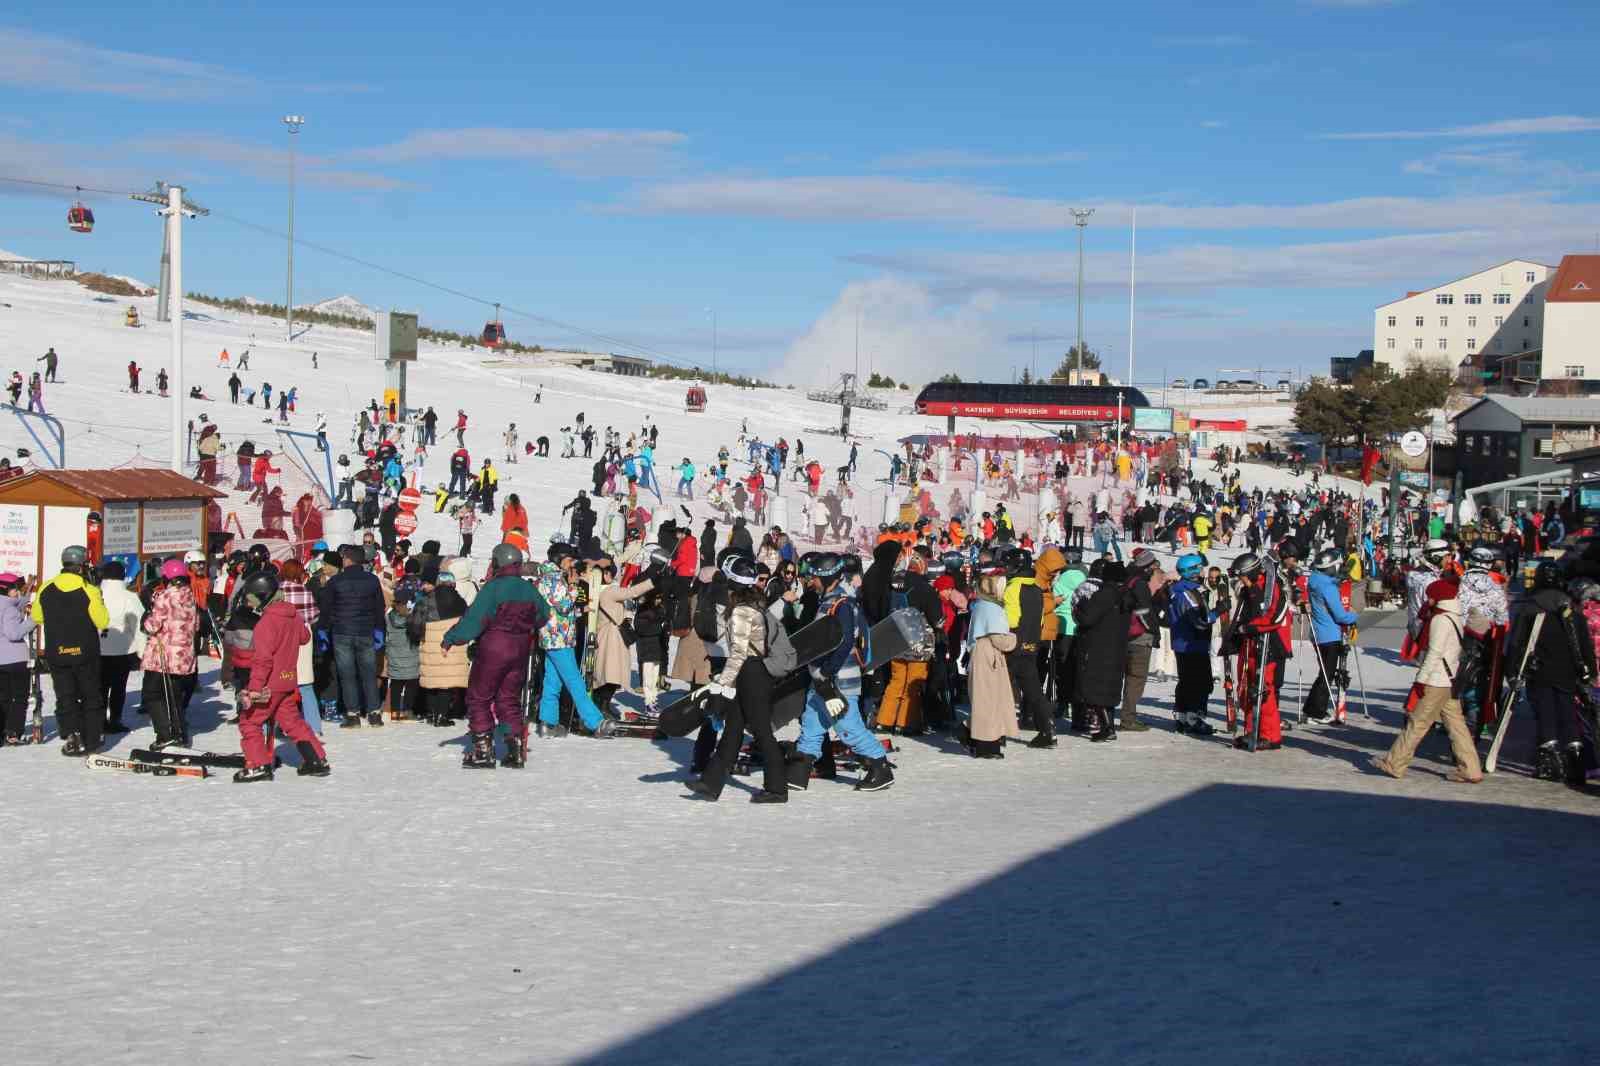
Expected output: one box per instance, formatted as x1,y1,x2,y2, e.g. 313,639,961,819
1071,207,1094,377
285,114,305,342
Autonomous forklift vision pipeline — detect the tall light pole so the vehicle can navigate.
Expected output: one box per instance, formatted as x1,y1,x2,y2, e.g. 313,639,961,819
132,182,208,471
705,307,717,379
1071,207,1094,379
284,114,305,343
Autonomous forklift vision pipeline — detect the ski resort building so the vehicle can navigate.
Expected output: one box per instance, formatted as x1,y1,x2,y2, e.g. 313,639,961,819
1373,259,1553,377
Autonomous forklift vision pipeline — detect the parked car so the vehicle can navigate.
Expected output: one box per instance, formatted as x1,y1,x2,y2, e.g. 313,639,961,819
1169,378,1188,389
1236,380,1267,392
1215,380,1236,390
1276,379,1292,390
1192,377,1210,389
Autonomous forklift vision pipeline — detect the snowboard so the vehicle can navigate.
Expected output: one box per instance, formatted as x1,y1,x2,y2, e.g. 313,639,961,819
1486,613,1545,774
656,689,715,738
763,613,845,677
85,753,208,779
131,748,275,770
861,607,936,673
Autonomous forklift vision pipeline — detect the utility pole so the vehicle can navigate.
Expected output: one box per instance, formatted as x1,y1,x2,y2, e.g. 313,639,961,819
705,307,717,379
1127,207,1136,388
132,183,208,472
284,114,305,343
1071,207,1094,379
854,305,861,382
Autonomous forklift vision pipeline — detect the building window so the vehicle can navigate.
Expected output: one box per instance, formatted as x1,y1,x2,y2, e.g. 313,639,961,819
1507,437,1518,460
1494,293,1511,304
1492,339,1502,351
1439,316,1448,327
1523,316,1531,327
1386,337,1396,350
1567,365,1586,378
1494,315,1504,326
1438,338,1448,350
1436,294,1454,305
1387,315,1396,327
1522,338,1530,350
1467,338,1477,351
1414,338,1424,350
1526,271,1537,282
1414,315,1425,327
1468,315,1477,328
1465,293,1482,304
1536,438,1554,458
1464,434,1477,454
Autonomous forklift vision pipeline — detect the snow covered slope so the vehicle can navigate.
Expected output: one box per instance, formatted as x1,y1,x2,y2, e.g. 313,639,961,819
300,293,376,321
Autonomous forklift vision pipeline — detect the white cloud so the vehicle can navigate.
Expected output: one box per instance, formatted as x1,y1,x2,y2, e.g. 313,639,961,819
776,278,1008,387
141,136,411,191
0,27,255,100
1324,115,1600,140
620,175,1599,234
347,128,688,174
873,149,1083,170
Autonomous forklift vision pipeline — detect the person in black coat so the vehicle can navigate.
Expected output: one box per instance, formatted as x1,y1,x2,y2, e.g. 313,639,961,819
1073,560,1133,742
699,519,717,569
860,539,903,626
379,499,400,555
728,516,754,556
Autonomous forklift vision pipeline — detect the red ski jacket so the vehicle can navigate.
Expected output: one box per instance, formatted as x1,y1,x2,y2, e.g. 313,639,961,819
246,598,309,696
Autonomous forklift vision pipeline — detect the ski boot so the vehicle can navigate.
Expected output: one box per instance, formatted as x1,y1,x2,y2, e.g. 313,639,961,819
785,753,816,791
1184,712,1216,737
340,714,363,729
365,711,384,727
1027,730,1058,749
537,722,568,739
462,731,497,769
686,778,720,801
60,734,85,757
1561,742,1586,787
750,789,787,804
295,741,332,777
501,731,526,769
1535,742,1565,781
1089,707,1117,743
233,764,274,783
855,757,895,792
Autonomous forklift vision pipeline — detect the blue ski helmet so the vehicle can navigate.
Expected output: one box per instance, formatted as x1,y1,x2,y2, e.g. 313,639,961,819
1176,553,1205,579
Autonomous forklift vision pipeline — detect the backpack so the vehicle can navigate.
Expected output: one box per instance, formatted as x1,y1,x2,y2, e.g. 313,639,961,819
693,576,728,643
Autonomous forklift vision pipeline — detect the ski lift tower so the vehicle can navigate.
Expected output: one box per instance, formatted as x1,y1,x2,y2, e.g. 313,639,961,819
805,371,887,437
130,182,208,471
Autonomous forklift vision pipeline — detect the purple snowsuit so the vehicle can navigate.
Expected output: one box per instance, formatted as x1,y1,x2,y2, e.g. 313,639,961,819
441,574,549,734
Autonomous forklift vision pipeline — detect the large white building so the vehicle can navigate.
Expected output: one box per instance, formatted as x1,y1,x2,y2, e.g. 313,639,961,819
1372,259,1552,376
1541,255,1600,383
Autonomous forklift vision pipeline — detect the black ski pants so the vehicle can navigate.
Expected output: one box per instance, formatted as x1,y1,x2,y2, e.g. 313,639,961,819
1007,644,1053,738
142,670,197,744
1529,684,1581,747
0,663,28,738
101,653,138,726
50,658,104,749
701,659,787,798
1302,641,1345,719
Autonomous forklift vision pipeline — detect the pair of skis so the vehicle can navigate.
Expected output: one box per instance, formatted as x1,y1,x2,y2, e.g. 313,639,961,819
86,753,208,779
1485,614,1545,774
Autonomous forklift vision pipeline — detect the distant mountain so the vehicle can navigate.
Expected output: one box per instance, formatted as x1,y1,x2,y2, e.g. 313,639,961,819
299,295,375,321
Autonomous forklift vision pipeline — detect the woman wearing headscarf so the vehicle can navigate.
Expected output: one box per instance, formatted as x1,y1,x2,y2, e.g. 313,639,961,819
963,566,1016,758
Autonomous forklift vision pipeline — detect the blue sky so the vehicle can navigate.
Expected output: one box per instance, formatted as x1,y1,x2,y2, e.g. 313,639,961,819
2,1,1598,386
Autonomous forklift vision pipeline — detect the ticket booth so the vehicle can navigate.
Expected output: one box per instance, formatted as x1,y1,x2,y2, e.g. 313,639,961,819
0,468,226,585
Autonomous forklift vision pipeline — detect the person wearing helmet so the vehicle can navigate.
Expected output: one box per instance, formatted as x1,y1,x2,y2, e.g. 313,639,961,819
1373,579,1482,784
1222,550,1291,751
1503,561,1597,783
439,542,552,766
235,568,330,781
1301,548,1359,725
95,559,145,736
1167,553,1219,736
527,543,617,743
319,545,387,728
1456,545,1511,734
787,553,894,792
1402,539,1451,660
32,545,111,756
139,559,201,749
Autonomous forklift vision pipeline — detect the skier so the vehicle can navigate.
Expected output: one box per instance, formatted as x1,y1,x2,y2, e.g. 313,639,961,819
454,409,468,446
1225,551,1291,752
234,569,331,781
126,361,141,392
36,347,58,382
422,406,438,445
1506,561,1596,782
1167,552,1219,735
1301,548,1359,725
785,552,894,792
6,371,21,406
261,381,272,410
504,423,518,463
447,447,471,497
562,491,596,547
138,559,199,749
32,546,110,756
1402,538,1450,659
478,459,498,514
156,368,168,397
1457,545,1510,734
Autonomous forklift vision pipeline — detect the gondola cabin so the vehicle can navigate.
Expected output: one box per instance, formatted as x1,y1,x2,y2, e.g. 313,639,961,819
67,203,95,234
684,386,707,413
481,321,507,348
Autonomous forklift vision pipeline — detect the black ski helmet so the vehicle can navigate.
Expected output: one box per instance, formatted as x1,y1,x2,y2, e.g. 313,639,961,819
1004,548,1033,577
721,552,759,586
60,544,88,568
940,550,965,574
1313,548,1342,574
1467,545,1497,571
247,543,272,567
840,553,864,579
491,543,524,572
1230,552,1263,579
809,552,845,581
241,570,279,607
1533,560,1562,590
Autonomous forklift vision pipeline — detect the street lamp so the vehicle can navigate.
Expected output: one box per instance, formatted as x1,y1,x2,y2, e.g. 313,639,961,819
284,114,305,342
1070,207,1094,378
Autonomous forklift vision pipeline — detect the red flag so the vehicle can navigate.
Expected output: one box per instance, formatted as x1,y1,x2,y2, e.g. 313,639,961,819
1360,443,1382,486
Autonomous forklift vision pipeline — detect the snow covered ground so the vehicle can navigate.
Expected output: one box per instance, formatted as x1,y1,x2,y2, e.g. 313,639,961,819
2,264,1598,1064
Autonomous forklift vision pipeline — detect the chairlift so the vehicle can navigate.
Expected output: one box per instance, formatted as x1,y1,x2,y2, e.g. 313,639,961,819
67,194,95,234
481,302,507,348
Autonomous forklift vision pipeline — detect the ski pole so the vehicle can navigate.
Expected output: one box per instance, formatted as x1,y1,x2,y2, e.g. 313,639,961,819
1349,634,1372,721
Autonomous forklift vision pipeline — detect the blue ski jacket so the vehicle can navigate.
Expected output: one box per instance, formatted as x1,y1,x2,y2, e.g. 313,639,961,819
1165,577,1218,654
1306,571,1358,645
